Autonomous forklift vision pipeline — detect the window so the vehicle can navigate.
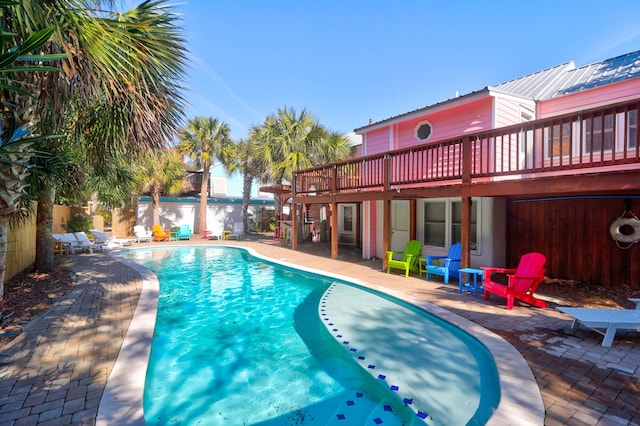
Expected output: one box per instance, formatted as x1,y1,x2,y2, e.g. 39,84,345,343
628,110,637,149
584,114,614,153
423,199,479,250
451,201,478,250
546,122,572,158
211,176,227,195
343,205,353,232
415,120,433,142
423,201,446,247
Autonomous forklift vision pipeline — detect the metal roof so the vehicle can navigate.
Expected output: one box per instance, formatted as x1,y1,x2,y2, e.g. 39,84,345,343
356,50,640,133
543,50,640,99
490,61,575,100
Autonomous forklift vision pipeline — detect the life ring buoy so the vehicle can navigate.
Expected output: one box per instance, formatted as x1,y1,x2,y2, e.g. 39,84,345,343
609,217,640,244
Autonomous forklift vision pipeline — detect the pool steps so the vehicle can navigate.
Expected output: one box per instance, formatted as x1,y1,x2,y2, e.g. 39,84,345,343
320,283,430,425
325,393,418,425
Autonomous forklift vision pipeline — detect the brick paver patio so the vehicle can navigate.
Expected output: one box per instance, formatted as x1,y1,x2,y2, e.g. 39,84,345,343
0,239,638,425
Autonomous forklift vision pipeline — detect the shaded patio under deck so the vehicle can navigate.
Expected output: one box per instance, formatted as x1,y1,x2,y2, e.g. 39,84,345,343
290,99,640,267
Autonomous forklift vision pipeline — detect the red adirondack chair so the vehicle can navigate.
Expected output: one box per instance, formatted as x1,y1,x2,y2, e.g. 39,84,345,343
481,252,547,310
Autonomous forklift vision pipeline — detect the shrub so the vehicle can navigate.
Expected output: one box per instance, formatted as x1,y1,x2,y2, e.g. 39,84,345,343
64,213,93,233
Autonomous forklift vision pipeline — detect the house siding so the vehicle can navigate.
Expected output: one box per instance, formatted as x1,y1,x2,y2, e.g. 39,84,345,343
494,96,535,127
401,98,495,147
539,78,640,118
365,127,392,155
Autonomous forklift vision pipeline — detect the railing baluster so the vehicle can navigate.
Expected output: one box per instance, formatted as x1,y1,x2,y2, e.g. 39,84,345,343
292,99,639,197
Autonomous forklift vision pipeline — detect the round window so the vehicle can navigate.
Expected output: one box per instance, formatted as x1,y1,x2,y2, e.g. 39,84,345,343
415,121,432,141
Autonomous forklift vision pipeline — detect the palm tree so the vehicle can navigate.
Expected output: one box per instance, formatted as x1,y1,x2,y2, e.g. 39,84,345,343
0,16,62,296
252,107,353,223
134,149,189,226
2,0,187,272
178,117,232,234
225,137,266,234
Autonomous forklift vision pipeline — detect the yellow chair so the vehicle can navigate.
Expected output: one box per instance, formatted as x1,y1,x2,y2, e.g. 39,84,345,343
152,224,170,242
386,240,423,277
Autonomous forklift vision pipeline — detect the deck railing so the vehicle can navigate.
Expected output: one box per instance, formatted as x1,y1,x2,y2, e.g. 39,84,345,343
295,99,640,195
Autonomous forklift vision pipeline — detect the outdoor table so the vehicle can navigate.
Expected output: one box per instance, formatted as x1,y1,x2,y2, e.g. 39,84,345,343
458,267,484,297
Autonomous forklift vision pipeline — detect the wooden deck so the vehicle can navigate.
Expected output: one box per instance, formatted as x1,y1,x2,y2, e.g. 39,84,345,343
293,98,640,202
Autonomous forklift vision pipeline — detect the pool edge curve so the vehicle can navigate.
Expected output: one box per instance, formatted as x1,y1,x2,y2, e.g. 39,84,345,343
97,244,544,426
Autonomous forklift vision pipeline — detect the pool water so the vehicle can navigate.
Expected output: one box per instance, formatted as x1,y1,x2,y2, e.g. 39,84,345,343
122,247,499,425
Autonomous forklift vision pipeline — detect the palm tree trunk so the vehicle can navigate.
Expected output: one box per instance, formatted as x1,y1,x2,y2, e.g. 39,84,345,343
152,189,161,226
199,167,209,234
35,188,55,273
241,172,253,232
0,215,9,298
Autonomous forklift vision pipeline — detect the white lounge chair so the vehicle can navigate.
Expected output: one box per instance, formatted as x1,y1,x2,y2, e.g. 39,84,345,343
74,231,103,253
90,229,135,249
59,233,85,254
557,306,640,347
133,225,153,243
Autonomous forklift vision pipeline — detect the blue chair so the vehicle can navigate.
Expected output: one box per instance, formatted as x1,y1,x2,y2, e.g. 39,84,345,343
424,243,462,284
177,224,191,240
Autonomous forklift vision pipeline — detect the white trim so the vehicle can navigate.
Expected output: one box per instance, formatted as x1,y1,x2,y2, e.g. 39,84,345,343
414,119,434,142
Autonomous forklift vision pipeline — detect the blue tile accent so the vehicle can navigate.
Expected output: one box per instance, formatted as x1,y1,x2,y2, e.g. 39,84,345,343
319,285,433,425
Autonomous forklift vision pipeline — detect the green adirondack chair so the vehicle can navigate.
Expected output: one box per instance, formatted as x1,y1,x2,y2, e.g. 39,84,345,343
386,240,423,277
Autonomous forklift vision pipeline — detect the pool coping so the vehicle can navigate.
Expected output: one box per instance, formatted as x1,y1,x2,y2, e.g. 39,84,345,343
97,245,544,425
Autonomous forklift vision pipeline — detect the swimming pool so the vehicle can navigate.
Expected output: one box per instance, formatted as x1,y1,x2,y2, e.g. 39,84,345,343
117,247,500,425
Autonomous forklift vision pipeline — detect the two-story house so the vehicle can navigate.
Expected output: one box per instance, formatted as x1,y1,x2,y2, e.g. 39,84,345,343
292,50,640,288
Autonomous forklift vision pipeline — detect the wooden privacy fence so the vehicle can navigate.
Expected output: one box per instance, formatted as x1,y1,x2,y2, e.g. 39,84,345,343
5,215,37,282
4,205,116,283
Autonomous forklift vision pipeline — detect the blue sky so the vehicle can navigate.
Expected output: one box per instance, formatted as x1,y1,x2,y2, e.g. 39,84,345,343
128,1,640,140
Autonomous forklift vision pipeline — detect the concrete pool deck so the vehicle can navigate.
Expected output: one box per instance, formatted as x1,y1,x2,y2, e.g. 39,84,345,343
0,238,639,425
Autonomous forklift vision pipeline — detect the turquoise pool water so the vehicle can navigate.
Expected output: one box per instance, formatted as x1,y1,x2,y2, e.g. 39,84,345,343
122,247,499,425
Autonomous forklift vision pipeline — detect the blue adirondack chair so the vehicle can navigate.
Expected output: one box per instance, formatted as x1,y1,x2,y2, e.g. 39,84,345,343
178,224,192,240
424,243,462,284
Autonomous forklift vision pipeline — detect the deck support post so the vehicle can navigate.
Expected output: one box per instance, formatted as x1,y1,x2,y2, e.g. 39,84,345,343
291,202,298,250
461,137,473,269
382,198,391,270
330,202,338,259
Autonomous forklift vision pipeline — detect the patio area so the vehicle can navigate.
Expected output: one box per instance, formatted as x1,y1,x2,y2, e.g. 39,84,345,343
0,238,639,425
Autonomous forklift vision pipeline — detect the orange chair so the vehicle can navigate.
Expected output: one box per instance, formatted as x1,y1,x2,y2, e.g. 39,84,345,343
481,252,547,310
152,224,170,242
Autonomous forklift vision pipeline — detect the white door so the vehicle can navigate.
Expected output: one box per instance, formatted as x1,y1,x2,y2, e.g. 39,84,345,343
338,204,356,245
391,201,410,251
